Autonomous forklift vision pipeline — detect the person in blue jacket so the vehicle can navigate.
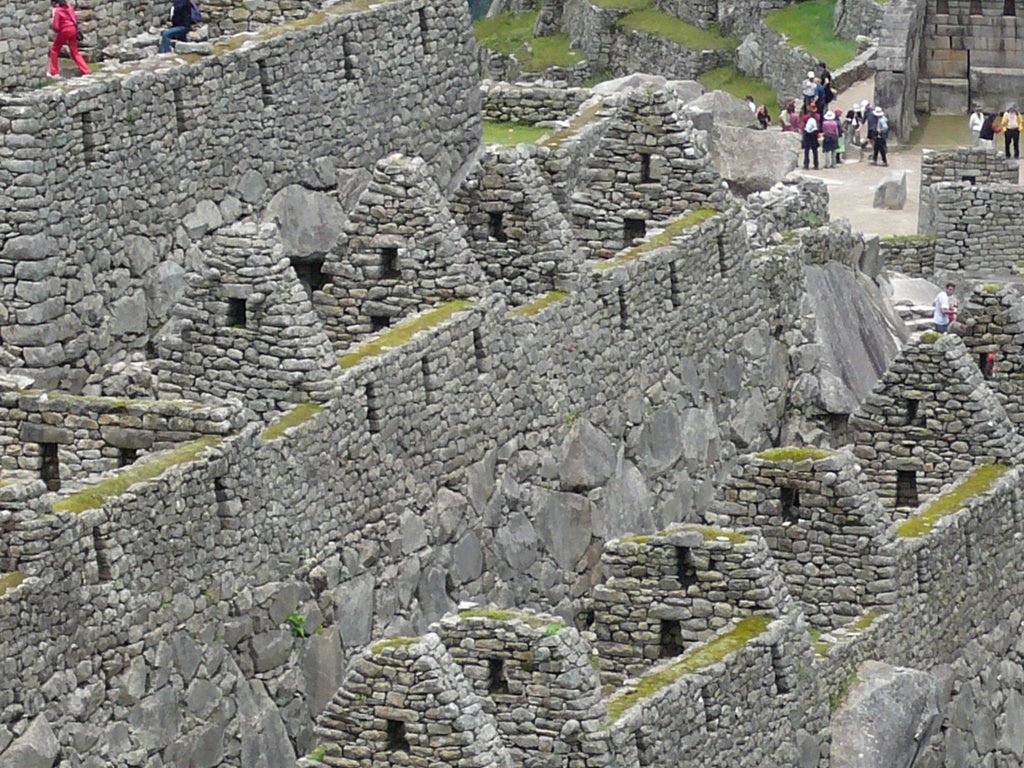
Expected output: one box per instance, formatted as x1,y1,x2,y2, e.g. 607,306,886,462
159,0,194,53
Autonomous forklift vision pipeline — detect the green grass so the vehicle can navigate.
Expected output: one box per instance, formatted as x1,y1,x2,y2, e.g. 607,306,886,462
338,300,475,369
459,608,565,635
897,464,1008,538
618,8,736,50
52,436,222,514
372,637,418,654
765,0,857,68
982,283,1003,294
592,0,651,8
0,572,25,598
511,290,570,317
541,102,604,148
920,331,941,344
594,208,718,270
260,403,324,442
483,121,551,146
606,615,771,721
474,12,585,71
582,69,614,87
880,234,937,244
699,65,780,109
756,447,835,463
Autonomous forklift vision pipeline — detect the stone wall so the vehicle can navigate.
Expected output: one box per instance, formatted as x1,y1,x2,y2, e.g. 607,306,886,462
931,182,1024,272
481,80,592,123
879,235,937,276
918,147,1019,234
742,177,830,248
873,0,927,141
833,0,884,38
0,0,481,388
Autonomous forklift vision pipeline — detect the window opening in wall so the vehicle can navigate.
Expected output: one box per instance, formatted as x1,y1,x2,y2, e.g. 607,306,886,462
659,618,684,658
979,351,995,380
342,36,355,80
381,247,400,279
905,398,924,427
717,234,727,275
422,356,432,393
291,257,329,300
970,0,981,13
257,60,273,107
961,174,977,185
40,443,60,491
93,527,112,582
487,658,510,694
936,0,948,12
675,546,698,590
227,298,247,329
668,262,681,307
617,286,628,330
640,153,652,182
370,315,390,333
365,383,380,434
1007,0,1016,15
386,719,409,751
472,327,487,373
81,112,97,165
173,87,187,134
780,486,799,521
582,607,596,628
118,447,138,467
770,642,792,693
488,211,508,243
417,7,429,46
896,469,919,508
623,217,646,246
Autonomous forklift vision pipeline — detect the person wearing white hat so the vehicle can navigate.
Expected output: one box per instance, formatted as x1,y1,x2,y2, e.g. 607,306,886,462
822,109,840,168
802,71,817,109
871,106,889,166
968,106,985,147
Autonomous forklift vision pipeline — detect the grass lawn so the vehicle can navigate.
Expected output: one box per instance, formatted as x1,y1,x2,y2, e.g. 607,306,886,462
765,0,858,69
592,0,651,9
474,11,585,71
483,121,551,145
700,65,780,108
618,7,736,49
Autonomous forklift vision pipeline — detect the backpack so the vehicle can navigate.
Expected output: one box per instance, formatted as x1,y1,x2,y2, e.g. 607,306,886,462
190,1,202,24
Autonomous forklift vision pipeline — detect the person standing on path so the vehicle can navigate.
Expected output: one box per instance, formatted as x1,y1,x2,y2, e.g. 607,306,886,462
780,100,798,132
822,110,840,168
802,110,820,170
969,107,985,146
802,71,817,109
159,0,195,53
48,0,91,78
871,107,889,166
933,283,956,333
1001,105,1021,158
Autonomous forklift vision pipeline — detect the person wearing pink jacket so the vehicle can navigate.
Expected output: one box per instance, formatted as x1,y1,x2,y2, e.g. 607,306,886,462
49,0,91,79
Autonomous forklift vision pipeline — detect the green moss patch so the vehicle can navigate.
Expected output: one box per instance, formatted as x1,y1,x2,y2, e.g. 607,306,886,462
512,291,570,317
592,0,651,8
919,330,941,344
260,402,324,442
897,464,1008,538
541,102,604,148
371,637,418,654
52,436,222,514
474,11,585,70
594,208,717,270
756,447,835,463
981,283,1003,294
850,608,881,631
0,572,25,598
692,525,749,544
483,121,551,145
619,534,651,545
618,8,736,50
459,608,565,635
338,300,475,369
765,0,857,68
606,615,771,721
699,65,780,109
880,234,936,244
214,0,379,54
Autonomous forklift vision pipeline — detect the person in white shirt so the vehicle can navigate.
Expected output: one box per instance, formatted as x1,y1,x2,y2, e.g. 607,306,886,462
968,107,985,146
802,71,816,109
933,283,955,332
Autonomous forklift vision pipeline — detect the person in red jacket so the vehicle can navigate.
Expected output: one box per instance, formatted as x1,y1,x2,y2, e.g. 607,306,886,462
49,0,91,78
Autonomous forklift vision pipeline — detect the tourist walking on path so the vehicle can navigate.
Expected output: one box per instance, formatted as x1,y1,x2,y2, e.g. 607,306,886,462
871,107,889,166
933,283,956,333
159,0,196,53
1002,106,1021,158
822,110,840,168
969,107,985,146
48,0,90,78
802,110,820,170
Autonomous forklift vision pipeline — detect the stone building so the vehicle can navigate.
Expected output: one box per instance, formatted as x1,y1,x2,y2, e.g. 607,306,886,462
850,332,1023,513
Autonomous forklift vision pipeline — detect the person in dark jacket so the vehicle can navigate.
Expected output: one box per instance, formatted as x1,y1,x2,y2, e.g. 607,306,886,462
159,0,194,54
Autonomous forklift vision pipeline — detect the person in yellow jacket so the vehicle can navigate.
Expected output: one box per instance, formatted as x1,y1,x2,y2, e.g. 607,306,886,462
1001,106,1021,159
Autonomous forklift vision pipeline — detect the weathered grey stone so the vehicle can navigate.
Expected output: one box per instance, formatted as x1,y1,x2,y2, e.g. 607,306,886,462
0,715,59,768
251,630,293,673
333,573,374,648
711,125,800,195
558,419,616,490
128,687,181,753
300,627,344,717
264,185,346,258
873,170,908,210
533,488,592,570
145,261,187,322
184,200,224,239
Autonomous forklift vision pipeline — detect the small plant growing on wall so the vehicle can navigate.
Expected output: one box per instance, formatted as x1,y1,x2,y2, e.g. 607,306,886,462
287,611,307,638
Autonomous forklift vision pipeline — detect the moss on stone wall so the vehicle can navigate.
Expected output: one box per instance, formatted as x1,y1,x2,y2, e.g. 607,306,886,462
605,614,771,721
511,291,570,316
594,208,717,270
755,447,835,463
52,436,223,514
338,300,475,369
0,572,25,599
897,464,1009,538
541,102,603,148
618,7,736,50
260,403,325,442
459,608,565,635
371,637,418,654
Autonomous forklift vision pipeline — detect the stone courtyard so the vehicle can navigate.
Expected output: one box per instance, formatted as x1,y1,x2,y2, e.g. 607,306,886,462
3,0,1024,767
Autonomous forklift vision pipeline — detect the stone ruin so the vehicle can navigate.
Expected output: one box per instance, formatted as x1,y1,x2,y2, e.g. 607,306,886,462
4,0,1024,767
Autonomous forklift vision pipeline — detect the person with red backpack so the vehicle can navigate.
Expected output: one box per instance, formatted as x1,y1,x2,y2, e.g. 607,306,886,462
48,0,91,79
159,0,200,53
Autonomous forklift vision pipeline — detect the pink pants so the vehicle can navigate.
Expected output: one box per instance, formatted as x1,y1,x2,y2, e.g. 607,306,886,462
50,29,91,75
